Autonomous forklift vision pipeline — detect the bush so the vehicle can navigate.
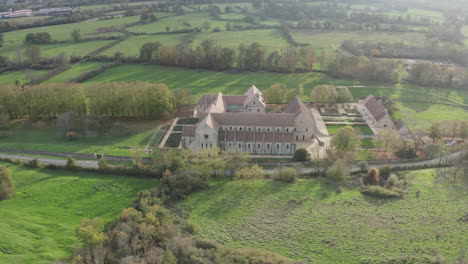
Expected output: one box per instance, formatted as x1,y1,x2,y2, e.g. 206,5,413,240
274,167,297,183
234,165,264,180
379,166,391,180
66,131,79,141
24,158,39,168
292,148,310,162
358,161,368,172
66,156,76,169
161,171,207,201
363,168,380,185
0,166,14,200
361,185,404,198
326,159,349,182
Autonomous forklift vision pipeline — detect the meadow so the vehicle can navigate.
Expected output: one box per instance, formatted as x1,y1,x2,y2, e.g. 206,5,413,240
0,69,50,84
0,162,159,264
178,169,468,263
99,33,189,57
44,62,107,83
0,120,160,156
291,30,429,51
326,124,374,135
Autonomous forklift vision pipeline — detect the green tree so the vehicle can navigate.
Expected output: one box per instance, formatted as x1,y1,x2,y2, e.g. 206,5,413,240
310,85,337,104
376,128,402,157
139,42,162,62
0,166,14,200
262,83,288,103
336,87,353,103
162,249,178,264
0,33,3,47
173,89,192,113
76,217,106,248
234,165,264,180
71,28,81,42
25,45,41,64
330,126,360,153
293,148,310,161
429,121,443,142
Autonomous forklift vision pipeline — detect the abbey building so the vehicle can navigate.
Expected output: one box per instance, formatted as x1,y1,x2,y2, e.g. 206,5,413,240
182,86,319,155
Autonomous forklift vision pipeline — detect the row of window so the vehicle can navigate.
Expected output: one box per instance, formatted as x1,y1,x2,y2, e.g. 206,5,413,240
220,126,309,133
219,142,291,150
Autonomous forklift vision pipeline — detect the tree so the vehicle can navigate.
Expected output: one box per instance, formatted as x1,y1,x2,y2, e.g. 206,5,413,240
0,33,3,47
139,42,161,62
71,28,81,42
376,128,402,158
25,45,41,64
363,168,380,185
299,47,316,71
224,150,249,176
295,84,304,98
279,47,298,73
202,21,211,31
244,42,265,71
173,89,192,113
293,148,310,161
162,250,178,264
310,85,337,104
330,126,360,153
429,121,443,142
326,158,350,181
76,218,105,247
262,83,288,103
152,150,189,176
336,87,353,103
0,166,14,200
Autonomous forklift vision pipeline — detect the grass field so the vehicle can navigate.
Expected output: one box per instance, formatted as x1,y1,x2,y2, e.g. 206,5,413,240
192,29,289,54
291,30,428,50
45,62,107,83
0,40,114,60
0,69,51,84
0,162,158,264
326,124,374,135
100,33,189,57
0,120,159,156
178,170,468,263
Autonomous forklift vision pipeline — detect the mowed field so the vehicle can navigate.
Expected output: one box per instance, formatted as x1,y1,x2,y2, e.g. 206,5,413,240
177,170,468,263
0,69,51,84
0,162,159,264
44,62,107,83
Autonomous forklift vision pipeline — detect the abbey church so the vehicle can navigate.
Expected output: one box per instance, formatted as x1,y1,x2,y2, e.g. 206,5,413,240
182,86,320,155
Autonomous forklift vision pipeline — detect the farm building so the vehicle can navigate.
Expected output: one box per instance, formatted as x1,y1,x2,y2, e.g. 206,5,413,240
359,95,394,129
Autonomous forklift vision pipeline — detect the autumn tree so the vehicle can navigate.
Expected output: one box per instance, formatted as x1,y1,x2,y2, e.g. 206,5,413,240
234,165,264,180
376,128,402,158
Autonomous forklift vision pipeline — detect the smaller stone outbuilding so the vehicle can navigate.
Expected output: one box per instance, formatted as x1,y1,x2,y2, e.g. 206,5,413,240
359,95,394,129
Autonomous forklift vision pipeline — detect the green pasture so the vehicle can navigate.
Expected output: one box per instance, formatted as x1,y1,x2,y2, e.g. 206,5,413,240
100,33,189,57
0,121,158,156
0,69,50,84
0,40,113,60
45,62,107,83
0,162,158,264
192,29,289,53
291,30,428,50
191,3,255,12
177,169,467,263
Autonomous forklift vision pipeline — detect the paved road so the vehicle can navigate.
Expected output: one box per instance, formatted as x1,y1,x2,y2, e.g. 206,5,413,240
0,154,99,169
1,151,464,174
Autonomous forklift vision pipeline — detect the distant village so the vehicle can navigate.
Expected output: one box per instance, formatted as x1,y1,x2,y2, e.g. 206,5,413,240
0,7,76,18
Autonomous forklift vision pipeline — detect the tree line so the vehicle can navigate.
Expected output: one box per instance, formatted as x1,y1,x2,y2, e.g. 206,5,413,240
0,82,176,120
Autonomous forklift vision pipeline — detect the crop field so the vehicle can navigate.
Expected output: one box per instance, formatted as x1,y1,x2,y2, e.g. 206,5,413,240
0,69,51,84
291,30,428,50
100,33,189,56
192,29,289,54
0,120,159,156
0,40,113,60
0,162,158,264
178,170,468,263
45,62,107,83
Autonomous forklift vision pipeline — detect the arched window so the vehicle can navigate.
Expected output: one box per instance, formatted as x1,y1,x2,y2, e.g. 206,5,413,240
286,144,289,150
277,144,280,149
267,144,270,149
239,127,242,131
238,143,241,148
257,144,261,149
303,135,305,140
248,144,251,148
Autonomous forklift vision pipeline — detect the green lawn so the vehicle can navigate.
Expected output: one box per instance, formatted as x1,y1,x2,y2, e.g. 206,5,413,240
360,138,374,148
100,34,189,57
0,69,51,84
0,121,158,156
177,170,467,263
291,30,428,50
192,29,289,54
326,124,374,135
45,62,107,83
0,162,159,264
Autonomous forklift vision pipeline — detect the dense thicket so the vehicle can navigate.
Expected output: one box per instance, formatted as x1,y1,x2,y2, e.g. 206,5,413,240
72,189,296,264
0,166,14,201
0,82,174,119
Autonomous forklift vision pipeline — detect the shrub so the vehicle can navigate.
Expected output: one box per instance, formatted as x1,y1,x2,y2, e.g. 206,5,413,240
24,158,39,168
66,131,79,141
379,166,391,180
161,171,207,201
326,159,349,182
292,148,310,162
0,166,14,200
361,185,404,198
363,168,380,185
358,161,368,172
66,156,76,169
274,167,297,183
234,165,264,180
